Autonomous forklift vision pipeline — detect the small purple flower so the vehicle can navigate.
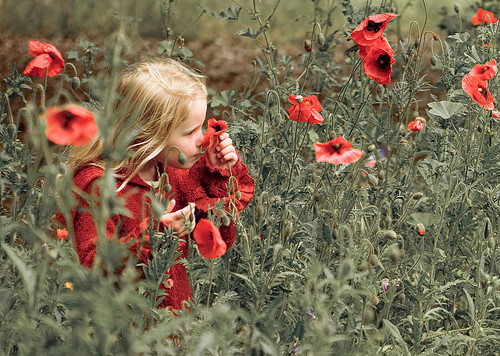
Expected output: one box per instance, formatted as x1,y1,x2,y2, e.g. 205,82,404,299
306,309,317,319
381,278,390,291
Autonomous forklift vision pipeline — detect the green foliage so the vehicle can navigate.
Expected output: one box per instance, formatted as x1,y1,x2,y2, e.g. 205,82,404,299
1,0,500,355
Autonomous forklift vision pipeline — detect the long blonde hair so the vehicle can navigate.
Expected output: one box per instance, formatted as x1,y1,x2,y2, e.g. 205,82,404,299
67,59,207,189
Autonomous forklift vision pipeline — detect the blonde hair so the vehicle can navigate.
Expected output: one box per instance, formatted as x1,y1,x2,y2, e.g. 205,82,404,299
67,59,207,189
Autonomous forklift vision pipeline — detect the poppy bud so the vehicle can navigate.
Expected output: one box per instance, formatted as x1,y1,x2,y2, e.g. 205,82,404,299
71,77,81,90
317,33,325,46
487,237,496,249
295,95,303,103
362,306,376,324
235,190,242,200
384,215,392,228
367,174,378,186
377,170,385,181
340,258,354,278
367,144,376,153
398,292,406,303
177,152,187,164
6,124,17,138
387,244,402,263
454,3,460,14
432,33,440,41
58,162,67,175
222,215,231,226
369,293,380,306
304,39,312,52
283,221,293,238
256,205,264,217
358,261,369,272
412,192,423,200
416,223,425,236
164,184,172,193
368,254,379,267
430,55,438,66
414,37,420,48
384,230,397,240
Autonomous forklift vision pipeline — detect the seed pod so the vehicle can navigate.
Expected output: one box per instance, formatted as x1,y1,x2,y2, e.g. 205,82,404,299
369,254,379,267
317,32,325,46
430,55,438,66
412,192,423,200
367,144,376,153
304,39,312,52
384,230,397,240
71,77,81,90
177,152,187,164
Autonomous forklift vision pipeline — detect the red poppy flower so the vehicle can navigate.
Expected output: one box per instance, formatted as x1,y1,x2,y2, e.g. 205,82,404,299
202,118,228,149
23,41,65,78
407,118,424,131
471,8,498,25
362,39,395,85
357,37,392,60
45,105,98,146
192,218,227,259
462,74,495,110
288,95,324,124
314,136,364,165
491,111,500,119
57,228,69,240
470,59,497,81
351,13,397,46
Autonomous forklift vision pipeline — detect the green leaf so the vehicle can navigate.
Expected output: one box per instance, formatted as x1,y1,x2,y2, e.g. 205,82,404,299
209,90,236,107
1,243,35,302
427,101,466,119
383,319,410,353
217,5,241,20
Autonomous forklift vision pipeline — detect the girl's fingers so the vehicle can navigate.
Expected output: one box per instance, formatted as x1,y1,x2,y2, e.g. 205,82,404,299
217,146,235,157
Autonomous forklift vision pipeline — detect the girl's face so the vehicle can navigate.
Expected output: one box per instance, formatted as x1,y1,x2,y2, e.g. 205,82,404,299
160,98,207,169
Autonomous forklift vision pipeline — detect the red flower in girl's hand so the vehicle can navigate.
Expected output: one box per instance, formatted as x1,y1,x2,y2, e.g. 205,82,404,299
314,136,363,165
471,8,498,25
23,41,65,78
288,95,324,124
350,13,397,46
202,118,228,149
45,105,98,146
192,218,227,259
362,38,395,85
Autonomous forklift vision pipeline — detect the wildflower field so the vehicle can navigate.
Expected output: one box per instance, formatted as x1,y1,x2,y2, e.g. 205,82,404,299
1,0,500,355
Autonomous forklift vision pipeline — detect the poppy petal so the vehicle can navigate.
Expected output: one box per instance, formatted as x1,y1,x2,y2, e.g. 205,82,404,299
192,219,227,259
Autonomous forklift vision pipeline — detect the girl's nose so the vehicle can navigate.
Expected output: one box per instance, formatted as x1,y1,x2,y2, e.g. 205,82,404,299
195,131,204,147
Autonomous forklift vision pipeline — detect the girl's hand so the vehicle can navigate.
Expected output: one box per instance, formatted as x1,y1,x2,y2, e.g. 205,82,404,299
160,200,196,237
206,133,238,169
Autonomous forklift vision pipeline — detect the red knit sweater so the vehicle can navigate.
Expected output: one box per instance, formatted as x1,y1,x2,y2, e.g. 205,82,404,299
65,154,254,310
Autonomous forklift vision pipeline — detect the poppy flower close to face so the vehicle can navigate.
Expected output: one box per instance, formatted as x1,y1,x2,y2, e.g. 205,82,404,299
471,8,498,25
23,41,65,78
288,95,324,124
45,105,98,146
362,39,395,85
470,59,497,81
351,13,397,46
462,74,495,110
192,218,227,259
202,118,228,149
407,118,424,131
314,135,363,165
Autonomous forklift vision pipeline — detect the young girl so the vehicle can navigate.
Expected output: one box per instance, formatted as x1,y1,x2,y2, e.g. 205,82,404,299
62,59,254,310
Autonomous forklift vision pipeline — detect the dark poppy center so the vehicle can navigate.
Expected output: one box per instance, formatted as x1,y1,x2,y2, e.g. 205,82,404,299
377,54,391,70
366,20,383,33
62,111,75,128
214,125,222,132
331,143,342,153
